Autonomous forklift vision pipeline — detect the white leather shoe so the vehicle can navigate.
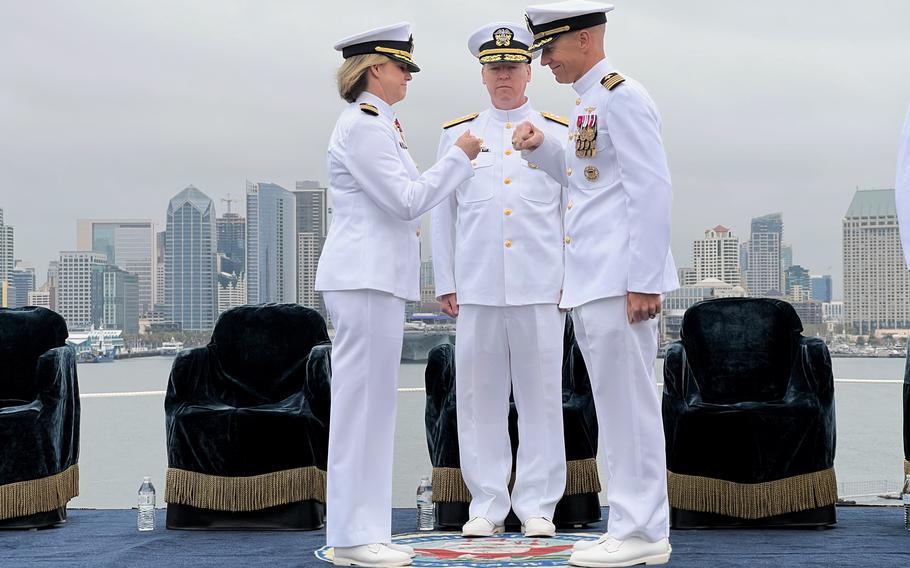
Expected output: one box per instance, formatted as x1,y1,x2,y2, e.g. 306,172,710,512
522,517,556,537
333,543,413,567
572,533,609,552
462,517,505,537
385,543,416,558
568,536,671,567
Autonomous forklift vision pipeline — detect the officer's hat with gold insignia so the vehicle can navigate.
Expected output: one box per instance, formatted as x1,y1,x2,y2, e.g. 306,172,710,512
524,0,615,51
334,21,420,72
468,22,537,65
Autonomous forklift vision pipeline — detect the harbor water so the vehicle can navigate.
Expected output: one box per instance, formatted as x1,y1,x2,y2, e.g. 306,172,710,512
71,356,907,509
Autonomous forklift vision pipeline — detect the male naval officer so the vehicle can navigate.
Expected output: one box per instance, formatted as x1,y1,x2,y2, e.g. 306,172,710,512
513,1,678,566
431,22,570,539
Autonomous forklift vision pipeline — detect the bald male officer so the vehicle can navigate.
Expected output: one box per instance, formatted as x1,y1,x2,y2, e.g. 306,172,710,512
513,2,677,566
432,22,569,539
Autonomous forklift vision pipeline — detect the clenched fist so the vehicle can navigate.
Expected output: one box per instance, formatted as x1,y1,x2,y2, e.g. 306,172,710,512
511,121,544,151
454,130,483,160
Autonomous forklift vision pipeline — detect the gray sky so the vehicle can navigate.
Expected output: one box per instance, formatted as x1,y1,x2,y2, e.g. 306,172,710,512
2,0,909,297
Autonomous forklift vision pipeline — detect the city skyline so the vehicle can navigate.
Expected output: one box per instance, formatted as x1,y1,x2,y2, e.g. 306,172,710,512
3,1,909,298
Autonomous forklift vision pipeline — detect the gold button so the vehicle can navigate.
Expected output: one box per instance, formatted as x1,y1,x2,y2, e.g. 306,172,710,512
504,240,512,248
564,236,572,244
505,122,512,129
504,208,512,216
575,98,581,105
566,168,573,176
567,201,574,210
504,149,512,156
471,161,477,166
504,177,511,185
568,132,575,140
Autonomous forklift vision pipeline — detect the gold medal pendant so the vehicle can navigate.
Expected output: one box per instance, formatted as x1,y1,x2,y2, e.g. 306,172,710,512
584,165,599,181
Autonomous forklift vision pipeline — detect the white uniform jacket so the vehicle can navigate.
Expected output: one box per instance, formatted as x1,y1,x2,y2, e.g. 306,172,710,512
896,103,910,268
315,92,474,302
526,58,679,309
432,101,568,306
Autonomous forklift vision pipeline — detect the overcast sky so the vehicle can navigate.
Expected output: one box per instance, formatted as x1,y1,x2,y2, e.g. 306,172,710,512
2,0,909,297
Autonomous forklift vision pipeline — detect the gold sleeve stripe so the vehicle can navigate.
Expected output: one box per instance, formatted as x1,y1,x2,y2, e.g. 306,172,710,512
540,111,569,127
442,112,480,129
601,72,626,91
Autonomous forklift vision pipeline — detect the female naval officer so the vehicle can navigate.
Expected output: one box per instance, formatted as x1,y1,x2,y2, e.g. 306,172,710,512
315,22,482,568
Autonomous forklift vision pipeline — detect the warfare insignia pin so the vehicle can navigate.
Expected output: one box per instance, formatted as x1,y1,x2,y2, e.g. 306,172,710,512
584,165,599,181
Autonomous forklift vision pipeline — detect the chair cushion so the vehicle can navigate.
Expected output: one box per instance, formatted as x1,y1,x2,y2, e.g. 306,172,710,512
0,307,68,400
680,298,802,404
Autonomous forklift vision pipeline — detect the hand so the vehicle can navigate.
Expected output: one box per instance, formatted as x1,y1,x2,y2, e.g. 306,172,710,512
439,293,459,317
454,130,483,160
627,292,661,324
512,121,544,151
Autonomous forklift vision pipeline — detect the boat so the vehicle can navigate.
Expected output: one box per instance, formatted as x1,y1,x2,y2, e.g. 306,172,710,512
160,339,184,356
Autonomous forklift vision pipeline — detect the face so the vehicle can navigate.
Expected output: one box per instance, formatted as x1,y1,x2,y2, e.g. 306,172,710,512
481,62,530,109
539,33,583,84
372,60,412,105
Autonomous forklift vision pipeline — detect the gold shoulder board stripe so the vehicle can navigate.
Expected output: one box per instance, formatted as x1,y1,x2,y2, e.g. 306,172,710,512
442,112,479,129
540,111,569,127
601,72,626,91
359,103,379,116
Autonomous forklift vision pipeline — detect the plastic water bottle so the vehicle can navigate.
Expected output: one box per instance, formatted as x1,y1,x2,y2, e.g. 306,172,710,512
138,476,156,531
903,474,910,531
417,476,434,531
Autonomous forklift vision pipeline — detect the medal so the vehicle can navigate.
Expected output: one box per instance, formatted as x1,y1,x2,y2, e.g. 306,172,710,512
394,118,408,149
574,113,597,158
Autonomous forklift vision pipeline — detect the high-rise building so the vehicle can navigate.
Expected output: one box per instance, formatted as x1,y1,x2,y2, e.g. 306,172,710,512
747,213,783,296
739,241,749,293
102,265,140,335
677,267,698,287
420,258,436,311
692,225,741,286
155,231,166,308
77,219,155,314
166,186,216,331
294,181,328,315
46,260,59,311
216,213,246,277
785,264,811,301
58,251,107,330
28,287,52,309
842,188,910,333
217,272,247,315
246,181,296,304
10,263,36,308
811,275,833,303
780,243,793,291
0,208,14,303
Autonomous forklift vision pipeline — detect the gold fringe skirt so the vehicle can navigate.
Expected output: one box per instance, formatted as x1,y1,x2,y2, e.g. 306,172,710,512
904,459,909,477
431,458,601,502
0,464,79,521
667,467,838,519
165,466,325,512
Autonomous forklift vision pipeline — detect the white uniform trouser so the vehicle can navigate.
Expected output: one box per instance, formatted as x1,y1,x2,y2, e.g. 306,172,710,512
456,303,567,524
323,289,405,548
570,296,669,542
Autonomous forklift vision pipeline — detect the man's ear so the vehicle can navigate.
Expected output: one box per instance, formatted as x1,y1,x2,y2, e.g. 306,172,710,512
577,29,590,51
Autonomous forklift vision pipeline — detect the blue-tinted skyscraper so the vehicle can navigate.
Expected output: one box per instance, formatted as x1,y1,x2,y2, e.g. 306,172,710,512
810,275,833,303
166,186,216,331
246,181,296,304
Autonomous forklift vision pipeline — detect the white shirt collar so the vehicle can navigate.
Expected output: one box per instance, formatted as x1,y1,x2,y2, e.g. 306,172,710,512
487,98,532,123
573,57,614,96
356,91,396,123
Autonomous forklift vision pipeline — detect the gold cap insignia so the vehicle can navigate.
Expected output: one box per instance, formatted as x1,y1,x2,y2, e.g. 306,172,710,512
494,27,513,47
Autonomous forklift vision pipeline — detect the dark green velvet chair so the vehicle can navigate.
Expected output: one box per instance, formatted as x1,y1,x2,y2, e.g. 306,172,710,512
662,297,837,529
425,316,602,529
164,303,330,530
0,307,80,529
903,344,909,478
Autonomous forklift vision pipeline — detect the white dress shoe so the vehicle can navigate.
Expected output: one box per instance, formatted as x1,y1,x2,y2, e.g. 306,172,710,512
462,517,505,537
385,543,416,558
522,517,556,537
333,543,413,567
568,536,671,567
572,533,609,552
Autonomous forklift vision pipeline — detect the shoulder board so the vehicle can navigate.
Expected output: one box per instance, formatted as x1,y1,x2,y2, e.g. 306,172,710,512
540,111,569,127
442,112,479,129
359,103,379,116
601,72,626,91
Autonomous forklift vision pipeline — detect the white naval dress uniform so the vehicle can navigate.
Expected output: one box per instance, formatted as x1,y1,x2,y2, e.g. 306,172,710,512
896,103,910,268
315,91,474,548
432,100,568,525
524,57,679,543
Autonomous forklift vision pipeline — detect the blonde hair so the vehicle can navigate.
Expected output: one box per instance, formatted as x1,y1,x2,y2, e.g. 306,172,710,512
336,54,389,103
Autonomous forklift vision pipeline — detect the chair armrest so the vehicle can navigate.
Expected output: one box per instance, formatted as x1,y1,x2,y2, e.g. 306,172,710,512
662,342,696,403
165,347,214,409
793,337,834,402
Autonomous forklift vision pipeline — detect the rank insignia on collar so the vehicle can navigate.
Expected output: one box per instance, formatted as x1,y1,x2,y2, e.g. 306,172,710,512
480,146,490,153
584,165,599,181
494,27,513,47
359,103,379,116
